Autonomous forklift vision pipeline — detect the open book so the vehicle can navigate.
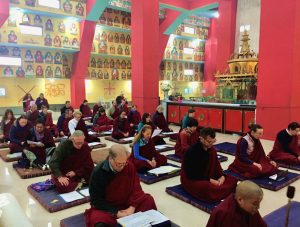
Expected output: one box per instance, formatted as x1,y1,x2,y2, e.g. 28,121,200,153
117,209,170,227
27,140,43,146
161,132,177,135
152,129,162,138
155,145,173,150
269,170,288,181
147,166,180,176
88,142,103,147
121,137,134,141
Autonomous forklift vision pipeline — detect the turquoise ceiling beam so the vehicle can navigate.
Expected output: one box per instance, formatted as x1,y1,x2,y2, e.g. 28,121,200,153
86,0,110,22
164,11,188,35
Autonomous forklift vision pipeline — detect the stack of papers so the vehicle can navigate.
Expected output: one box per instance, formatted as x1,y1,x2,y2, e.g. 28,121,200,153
117,209,170,227
122,137,134,141
161,132,177,135
88,142,102,147
102,131,112,135
88,131,97,135
155,144,173,150
147,166,180,175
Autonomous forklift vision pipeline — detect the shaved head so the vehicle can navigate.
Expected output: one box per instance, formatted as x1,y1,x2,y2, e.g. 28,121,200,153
236,180,263,200
236,181,263,215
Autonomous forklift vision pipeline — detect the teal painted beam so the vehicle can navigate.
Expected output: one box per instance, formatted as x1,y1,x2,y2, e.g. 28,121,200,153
164,11,188,35
86,0,110,21
160,3,187,13
190,2,219,14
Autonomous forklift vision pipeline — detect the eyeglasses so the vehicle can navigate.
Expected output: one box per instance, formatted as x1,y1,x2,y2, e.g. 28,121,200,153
113,158,128,167
72,141,84,146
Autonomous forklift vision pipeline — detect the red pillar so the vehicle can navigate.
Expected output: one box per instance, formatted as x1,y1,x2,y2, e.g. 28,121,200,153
256,0,300,139
0,0,9,28
131,0,160,114
71,20,96,108
203,0,237,96
157,9,181,67
203,18,218,96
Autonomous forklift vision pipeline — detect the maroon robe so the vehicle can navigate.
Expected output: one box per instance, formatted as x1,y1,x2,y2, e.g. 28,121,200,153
1,119,14,141
51,143,94,193
112,117,130,139
9,121,31,153
76,119,100,143
92,104,101,117
111,106,119,119
206,194,267,227
152,111,170,132
61,117,72,137
269,134,300,165
181,142,237,202
129,139,167,172
26,129,55,165
44,112,58,137
81,105,92,118
128,110,141,136
175,128,199,158
229,134,278,178
84,162,157,227
27,110,39,125
93,114,113,132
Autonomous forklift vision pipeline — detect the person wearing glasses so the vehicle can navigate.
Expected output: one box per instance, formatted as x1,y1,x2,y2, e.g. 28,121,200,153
181,127,237,202
207,180,267,227
175,118,199,159
269,122,300,165
48,130,94,193
129,125,167,172
85,144,157,227
229,124,278,178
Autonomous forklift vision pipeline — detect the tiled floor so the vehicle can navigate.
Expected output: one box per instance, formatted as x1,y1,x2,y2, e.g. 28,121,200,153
0,120,299,227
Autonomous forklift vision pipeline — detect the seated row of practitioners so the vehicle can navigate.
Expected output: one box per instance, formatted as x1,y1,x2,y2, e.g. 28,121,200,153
45,129,267,227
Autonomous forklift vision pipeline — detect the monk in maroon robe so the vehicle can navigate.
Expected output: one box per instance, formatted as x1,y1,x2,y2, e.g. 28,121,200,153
181,127,237,202
93,102,102,117
26,104,39,126
207,180,267,227
85,144,157,227
0,109,15,142
269,122,300,165
112,111,130,139
25,119,56,165
127,105,141,136
39,106,58,137
80,100,92,118
107,101,119,120
48,130,94,193
9,115,31,153
152,105,171,132
175,118,199,158
229,124,278,178
57,109,73,137
129,125,167,172
76,117,100,143
93,107,113,132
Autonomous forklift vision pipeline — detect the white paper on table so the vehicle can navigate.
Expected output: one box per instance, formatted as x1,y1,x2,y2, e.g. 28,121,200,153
121,137,134,141
6,152,22,158
79,188,90,197
117,209,169,227
161,132,177,135
27,140,43,146
102,131,112,135
147,166,180,175
269,174,277,180
117,211,153,227
59,191,84,202
88,131,96,135
155,145,167,150
88,142,102,147
143,210,170,225
151,129,162,138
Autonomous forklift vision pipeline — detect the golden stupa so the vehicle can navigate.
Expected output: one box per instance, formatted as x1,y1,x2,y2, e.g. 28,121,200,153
215,30,258,103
